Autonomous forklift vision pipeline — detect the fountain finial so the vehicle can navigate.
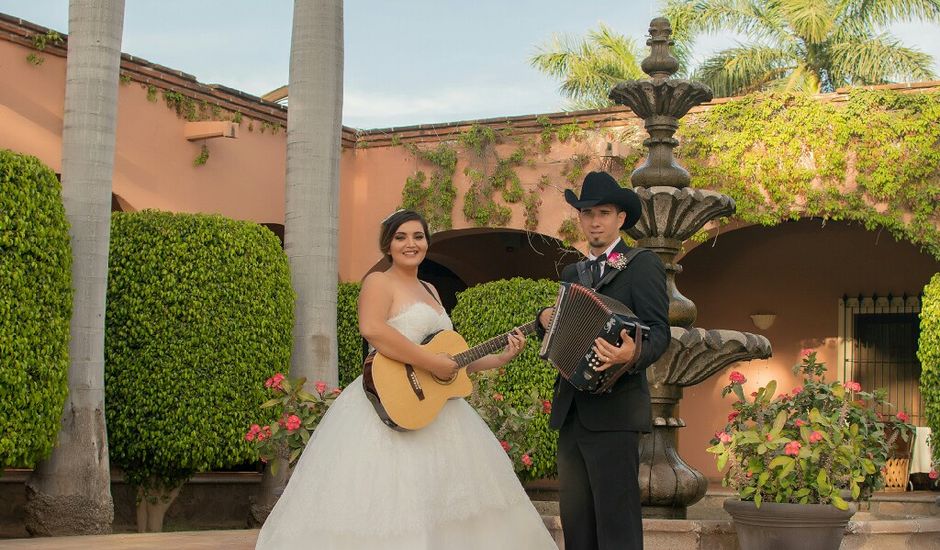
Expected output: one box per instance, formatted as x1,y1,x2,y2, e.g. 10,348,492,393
641,17,679,79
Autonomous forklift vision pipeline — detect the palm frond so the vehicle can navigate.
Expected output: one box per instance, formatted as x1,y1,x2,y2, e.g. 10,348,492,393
694,44,798,96
661,0,790,43
530,24,644,108
837,0,940,28
830,32,937,85
779,0,835,43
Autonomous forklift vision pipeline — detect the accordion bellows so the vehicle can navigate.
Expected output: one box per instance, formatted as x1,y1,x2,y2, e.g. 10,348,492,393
539,282,650,394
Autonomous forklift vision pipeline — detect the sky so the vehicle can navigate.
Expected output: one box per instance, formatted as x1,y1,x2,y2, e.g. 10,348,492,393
3,1,939,129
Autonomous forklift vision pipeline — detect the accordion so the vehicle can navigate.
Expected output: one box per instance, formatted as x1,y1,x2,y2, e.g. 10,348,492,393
539,282,650,394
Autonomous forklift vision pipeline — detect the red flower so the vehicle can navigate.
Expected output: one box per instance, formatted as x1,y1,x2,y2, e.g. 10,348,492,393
244,432,255,442
542,400,552,414
315,381,328,394
844,381,862,392
800,348,814,358
521,454,533,468
264,373,286,390
784,441,802,456
718,432,732,443
493,392,504,402
500,440,511,452
727,411,739,422
896,411,910,423
766,433,773,441
285,414,302,431
929,470,938,480
795,419,807,427
332,388,342,395
791,386,803,395
729,371,746,384
809,431,824,444
245,424,261,441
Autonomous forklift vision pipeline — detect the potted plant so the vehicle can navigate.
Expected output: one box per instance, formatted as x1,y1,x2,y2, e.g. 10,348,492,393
879,409,915,491
707,349,912,550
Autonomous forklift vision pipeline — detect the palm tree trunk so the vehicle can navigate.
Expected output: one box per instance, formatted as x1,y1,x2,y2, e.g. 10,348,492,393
284,0,344,386
253,0,344,524
24,0,125,536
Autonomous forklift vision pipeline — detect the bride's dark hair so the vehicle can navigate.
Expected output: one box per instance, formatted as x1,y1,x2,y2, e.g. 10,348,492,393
379,210,431,261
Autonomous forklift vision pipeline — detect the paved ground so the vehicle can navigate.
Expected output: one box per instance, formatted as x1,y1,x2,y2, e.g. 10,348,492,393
0,530,259,549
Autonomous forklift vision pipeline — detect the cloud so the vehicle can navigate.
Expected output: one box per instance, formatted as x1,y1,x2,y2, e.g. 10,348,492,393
342,84,560,129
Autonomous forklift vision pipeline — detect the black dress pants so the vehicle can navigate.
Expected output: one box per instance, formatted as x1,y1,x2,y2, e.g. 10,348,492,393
557,405,643,550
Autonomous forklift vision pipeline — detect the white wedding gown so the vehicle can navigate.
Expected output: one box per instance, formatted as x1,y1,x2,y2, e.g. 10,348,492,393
255,302,557,549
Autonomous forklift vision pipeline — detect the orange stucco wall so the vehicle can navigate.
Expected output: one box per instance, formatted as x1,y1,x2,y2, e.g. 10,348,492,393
675,219,940,480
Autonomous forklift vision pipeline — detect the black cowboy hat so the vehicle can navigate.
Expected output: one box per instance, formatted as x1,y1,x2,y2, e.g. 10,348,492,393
564,171,642,230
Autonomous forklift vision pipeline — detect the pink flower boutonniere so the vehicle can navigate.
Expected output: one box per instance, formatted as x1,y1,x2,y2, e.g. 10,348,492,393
606,251,629,270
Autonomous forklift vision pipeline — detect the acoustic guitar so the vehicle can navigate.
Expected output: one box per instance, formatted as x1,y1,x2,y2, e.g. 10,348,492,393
363,320,538,431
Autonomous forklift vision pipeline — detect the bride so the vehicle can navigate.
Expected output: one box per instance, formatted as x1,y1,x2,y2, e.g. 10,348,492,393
255,210,557,549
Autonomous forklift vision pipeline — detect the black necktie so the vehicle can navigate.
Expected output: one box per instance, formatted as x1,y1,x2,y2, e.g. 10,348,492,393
590,253,607,286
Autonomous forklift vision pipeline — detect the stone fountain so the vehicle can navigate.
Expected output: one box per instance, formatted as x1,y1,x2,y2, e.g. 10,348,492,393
609,18,772,519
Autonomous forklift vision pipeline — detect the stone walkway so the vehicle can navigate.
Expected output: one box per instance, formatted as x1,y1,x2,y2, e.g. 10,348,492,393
0,530,258,549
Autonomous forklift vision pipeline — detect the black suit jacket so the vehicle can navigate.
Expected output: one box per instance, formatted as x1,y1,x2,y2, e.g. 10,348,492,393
548,241,670,432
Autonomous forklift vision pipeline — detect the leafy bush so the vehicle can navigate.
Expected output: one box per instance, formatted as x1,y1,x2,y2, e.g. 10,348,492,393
337,282,363,387
105,211,293,493
919,273,940,475
452,278,560,480
0,150,71,469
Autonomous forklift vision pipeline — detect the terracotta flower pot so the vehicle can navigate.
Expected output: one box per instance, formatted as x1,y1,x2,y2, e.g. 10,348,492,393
723,499,856,550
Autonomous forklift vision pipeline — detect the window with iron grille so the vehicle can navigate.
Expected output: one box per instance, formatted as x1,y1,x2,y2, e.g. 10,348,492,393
838,295,925,426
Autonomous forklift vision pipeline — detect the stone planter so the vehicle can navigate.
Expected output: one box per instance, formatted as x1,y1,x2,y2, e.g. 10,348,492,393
723,498,856,550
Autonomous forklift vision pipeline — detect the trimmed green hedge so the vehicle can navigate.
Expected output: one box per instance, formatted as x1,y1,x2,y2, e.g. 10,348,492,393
105,211,294,491
0,150,72,469
452,278,560,480
337,282,363,387
919,273,940,468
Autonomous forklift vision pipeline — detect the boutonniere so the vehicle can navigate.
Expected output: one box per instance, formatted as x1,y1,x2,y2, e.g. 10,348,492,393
606,251,629,270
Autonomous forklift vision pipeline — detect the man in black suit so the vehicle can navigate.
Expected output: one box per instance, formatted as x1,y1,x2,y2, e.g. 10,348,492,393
537,171,670,550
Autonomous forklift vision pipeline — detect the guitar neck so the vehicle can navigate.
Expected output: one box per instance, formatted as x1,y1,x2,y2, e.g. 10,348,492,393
452,320,539,367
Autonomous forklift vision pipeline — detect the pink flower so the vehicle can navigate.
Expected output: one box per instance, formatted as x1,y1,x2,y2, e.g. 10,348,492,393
727,411,739,422
521,454,533,468
766,433,773,441
784,441,802,456
795,419,807,427
500,440,511,452
493,392,504,402
285,414,302,431
257,431,267,442
607,252,622,263
929,470,938,480
718,432,732,444
729,371,746,384
896,411,910,423
244,431,256,442
265,373,286,390
791,386,803,395
542,400,552,414
746,471,753,478
844,381,862,392
332,388,342,395
315,381,327,394
800,348,814,358
246,424,262,441
809,431,824,444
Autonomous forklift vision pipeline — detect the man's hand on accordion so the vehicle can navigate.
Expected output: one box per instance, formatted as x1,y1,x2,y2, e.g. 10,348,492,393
592,329,637,372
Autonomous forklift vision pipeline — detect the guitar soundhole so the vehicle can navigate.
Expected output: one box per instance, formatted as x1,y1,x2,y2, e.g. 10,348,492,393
431,372,458,385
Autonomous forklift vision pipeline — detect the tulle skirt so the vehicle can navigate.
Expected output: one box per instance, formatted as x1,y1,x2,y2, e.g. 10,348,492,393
255,376,556,549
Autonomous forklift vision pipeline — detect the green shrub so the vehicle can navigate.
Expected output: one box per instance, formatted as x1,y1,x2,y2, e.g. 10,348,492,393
105,210,293,492
0,150,72,469
919,272,940,469
452,278,560,480
337,282,363,387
